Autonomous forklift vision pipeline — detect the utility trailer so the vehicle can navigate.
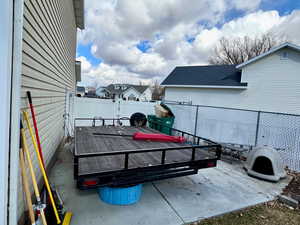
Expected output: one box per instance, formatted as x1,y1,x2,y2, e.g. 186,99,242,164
74,118,222,190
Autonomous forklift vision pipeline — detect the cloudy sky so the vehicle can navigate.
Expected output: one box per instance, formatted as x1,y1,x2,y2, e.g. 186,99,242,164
77,0,300,87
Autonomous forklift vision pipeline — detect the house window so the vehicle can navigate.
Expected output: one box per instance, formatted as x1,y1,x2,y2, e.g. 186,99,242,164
280,51,288,60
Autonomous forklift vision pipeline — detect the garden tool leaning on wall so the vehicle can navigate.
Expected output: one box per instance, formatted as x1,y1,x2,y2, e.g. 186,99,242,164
23,108,72,225
20,120,47,225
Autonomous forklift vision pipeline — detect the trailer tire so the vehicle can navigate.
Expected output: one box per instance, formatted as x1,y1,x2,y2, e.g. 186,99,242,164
130,113,147,127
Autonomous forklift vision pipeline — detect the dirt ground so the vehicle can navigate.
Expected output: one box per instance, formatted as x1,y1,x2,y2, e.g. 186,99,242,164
190,201,300,225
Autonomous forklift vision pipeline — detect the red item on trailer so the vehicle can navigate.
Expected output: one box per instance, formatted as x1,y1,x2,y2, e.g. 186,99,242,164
133,132,186,143
93,132,187,143
26,91,46,168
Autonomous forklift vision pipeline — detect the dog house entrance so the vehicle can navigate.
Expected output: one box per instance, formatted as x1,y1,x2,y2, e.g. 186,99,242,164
252,156,274,175
244,147,286,182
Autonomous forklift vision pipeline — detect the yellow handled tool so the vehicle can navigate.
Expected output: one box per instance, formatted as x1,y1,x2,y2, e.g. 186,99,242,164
21,126,48,225
23,111,61,224
20,148,36,225
62,212,72,225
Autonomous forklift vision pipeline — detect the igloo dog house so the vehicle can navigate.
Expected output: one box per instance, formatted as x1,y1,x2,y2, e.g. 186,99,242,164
244,146,286,182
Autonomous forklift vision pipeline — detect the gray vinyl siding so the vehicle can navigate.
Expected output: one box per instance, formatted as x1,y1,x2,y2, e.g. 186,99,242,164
19,0,77,219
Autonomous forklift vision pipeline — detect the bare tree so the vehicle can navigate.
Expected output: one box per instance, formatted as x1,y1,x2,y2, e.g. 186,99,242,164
151,80,165,100
209,33,286,65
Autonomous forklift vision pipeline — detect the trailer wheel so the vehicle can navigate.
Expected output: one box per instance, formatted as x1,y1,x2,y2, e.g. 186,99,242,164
130,113,147,127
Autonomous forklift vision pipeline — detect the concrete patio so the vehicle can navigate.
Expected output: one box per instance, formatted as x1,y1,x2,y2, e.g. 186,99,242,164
49,144,289,225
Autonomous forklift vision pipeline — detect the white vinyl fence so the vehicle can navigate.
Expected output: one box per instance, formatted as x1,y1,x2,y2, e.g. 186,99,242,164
67,97,157,131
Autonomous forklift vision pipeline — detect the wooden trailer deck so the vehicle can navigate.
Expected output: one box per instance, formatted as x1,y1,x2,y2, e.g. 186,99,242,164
75,126,214,176
74,118,221,189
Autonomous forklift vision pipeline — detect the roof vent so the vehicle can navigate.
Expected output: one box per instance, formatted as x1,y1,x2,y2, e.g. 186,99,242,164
244,146,286,182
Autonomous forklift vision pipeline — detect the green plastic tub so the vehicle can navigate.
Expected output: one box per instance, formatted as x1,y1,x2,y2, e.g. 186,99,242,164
147,115,174,135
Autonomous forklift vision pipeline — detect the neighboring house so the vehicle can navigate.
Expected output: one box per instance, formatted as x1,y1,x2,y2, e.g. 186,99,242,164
85,86,96,93
96,86,109,97
85,90,97,98
2,0,84,224
139,86,153,101
85,86,97,98
162,42,300,115
77,86,85,97
105,84,152,101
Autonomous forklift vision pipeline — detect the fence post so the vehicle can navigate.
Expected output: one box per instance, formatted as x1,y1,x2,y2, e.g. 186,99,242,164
254,111,261,146
194,106,199,136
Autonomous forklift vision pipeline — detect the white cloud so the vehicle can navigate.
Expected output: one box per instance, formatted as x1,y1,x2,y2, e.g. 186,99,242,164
76,56,92,73
77,56,158,87
274,10,300,44
92,42,140,66
187,10,283,64
229,0,262,11
128,53,167,77
77,0,300,86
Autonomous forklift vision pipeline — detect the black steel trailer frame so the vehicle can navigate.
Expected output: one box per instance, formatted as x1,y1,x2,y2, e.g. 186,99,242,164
74,118,222,190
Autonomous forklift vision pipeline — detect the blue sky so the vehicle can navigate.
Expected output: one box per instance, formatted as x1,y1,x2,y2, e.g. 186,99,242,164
260,0,300,15
77,43,102,66
76,0,300,86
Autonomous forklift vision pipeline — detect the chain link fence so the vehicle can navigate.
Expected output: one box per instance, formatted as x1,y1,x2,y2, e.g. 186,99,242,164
257,112,300,171
165,102,300,171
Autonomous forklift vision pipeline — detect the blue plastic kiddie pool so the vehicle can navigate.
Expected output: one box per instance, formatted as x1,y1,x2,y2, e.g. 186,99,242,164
98,184,142,205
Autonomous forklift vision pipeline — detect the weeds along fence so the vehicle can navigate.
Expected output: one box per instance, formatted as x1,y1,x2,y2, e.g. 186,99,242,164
165,102,300,172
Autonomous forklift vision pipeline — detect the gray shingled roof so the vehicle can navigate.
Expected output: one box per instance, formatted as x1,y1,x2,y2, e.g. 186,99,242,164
131,85,148,93
105,84,148,95
161,65,247,87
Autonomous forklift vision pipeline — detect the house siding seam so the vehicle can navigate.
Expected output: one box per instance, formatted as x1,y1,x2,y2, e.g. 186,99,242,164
18,0,77,219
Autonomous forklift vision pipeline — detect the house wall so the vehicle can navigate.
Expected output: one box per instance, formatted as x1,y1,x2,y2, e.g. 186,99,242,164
19,0,77,219
165,48,300,115
123,88,141,100
164,87,244,107
140,87,152,101
96,87,106,97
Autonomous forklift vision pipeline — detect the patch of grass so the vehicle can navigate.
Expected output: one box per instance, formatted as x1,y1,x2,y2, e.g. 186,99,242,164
192,201,300,225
